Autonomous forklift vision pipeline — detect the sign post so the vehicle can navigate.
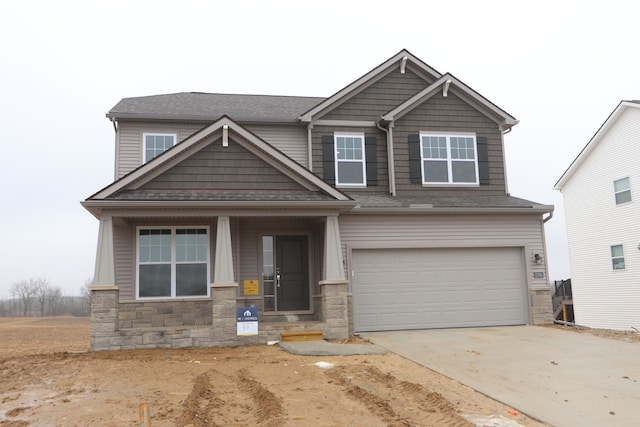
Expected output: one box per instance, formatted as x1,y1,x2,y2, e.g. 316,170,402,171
237,306,258,336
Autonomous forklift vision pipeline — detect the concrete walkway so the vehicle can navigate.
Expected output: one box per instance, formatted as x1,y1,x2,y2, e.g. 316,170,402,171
362,326,640,427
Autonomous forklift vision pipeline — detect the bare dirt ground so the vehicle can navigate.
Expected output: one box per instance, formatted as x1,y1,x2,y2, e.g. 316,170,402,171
0,318,556,427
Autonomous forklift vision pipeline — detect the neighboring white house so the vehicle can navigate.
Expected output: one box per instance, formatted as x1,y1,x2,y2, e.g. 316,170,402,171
555,100,640,331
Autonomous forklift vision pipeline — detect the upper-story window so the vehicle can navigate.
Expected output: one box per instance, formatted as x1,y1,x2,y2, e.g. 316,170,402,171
614,177,632,205
610,244,625,270
144,133,176,162
335,134,366,186
420,133,478,185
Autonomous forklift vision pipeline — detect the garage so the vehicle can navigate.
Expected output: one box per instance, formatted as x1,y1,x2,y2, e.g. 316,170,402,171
352,247,528,332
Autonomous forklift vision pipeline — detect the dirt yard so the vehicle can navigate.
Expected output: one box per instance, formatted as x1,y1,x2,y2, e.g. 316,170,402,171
0,318,552,427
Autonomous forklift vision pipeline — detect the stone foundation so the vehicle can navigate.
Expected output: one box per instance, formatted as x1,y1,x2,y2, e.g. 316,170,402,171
530,288,553,325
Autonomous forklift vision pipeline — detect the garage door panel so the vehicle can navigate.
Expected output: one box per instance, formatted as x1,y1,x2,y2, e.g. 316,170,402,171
353,248,527,332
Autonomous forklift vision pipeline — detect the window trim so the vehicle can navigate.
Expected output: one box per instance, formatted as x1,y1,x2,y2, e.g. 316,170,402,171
143,132,177,163
136,226,211,300
334,133,367,187
419,132,479,186
613,176,632,205
610,244,626,271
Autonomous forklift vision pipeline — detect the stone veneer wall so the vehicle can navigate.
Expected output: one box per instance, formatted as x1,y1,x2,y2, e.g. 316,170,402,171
90,283,350,351
530,288,553,325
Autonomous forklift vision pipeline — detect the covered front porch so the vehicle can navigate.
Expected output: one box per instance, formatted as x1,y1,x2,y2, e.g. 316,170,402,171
88,212,351,351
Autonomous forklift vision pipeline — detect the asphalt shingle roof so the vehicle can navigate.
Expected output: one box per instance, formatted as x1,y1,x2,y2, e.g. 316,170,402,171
350,194,545,209
107,92,326,123
109,189,338,202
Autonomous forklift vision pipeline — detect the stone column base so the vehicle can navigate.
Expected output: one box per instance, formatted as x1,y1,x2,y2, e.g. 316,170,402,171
319,280,350,340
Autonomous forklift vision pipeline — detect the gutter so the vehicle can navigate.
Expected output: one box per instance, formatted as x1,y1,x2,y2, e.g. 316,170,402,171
350,205,555,215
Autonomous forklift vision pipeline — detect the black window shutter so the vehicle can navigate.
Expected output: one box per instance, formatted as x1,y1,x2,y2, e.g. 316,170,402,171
365,136,378,186
408,134,422,183
322,135,335,185
476,136,490,185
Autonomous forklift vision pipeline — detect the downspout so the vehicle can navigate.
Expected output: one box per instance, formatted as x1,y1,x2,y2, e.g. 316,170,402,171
500,125,510,195
307,122,313,170
376,120,396,196
111,117,119,180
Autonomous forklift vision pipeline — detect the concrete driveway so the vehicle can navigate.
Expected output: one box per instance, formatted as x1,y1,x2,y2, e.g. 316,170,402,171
362,326,640,427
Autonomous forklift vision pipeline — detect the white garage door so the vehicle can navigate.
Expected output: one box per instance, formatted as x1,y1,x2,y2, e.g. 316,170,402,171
352,247,528,332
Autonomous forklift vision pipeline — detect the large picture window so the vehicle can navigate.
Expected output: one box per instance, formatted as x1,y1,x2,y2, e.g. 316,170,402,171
335,134,366,186
137,227,209,298
420,134,478,185
144,133,176,162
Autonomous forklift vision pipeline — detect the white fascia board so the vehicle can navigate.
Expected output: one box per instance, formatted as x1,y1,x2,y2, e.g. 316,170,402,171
555,101,637,190
351,205,554,215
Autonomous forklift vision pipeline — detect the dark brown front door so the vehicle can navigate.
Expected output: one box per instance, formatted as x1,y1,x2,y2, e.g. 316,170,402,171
275,236,309,311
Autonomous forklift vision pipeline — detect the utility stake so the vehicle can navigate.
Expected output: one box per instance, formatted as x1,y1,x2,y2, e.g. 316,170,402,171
139,403,151,427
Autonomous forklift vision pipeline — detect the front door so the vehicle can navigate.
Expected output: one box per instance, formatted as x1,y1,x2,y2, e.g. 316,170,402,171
274,236,309,311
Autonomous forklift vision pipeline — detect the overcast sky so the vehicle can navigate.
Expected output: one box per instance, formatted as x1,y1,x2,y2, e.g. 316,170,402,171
1,1,638,298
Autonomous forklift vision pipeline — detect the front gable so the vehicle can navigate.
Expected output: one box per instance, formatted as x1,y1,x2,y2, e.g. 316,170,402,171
84,117,353,216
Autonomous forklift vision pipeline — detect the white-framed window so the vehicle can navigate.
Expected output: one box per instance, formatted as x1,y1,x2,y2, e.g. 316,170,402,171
335,133,366,186
144,133,176,162
614,177,632,205
137,226,210,299
420,133,478,185
610,244,625,270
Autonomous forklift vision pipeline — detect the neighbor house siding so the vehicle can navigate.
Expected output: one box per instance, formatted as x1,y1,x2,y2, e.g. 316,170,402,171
139,138,307,191
246,124,309,168
393,92,506,196
116,121,205,178
562,107,640,330
319,67,433,121
339,213,549,290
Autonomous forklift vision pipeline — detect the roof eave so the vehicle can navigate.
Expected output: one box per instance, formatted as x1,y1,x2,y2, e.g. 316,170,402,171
106,112,301,124
350,205,554,215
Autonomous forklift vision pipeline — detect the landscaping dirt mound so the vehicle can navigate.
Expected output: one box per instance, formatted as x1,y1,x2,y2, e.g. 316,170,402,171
0,318,548,426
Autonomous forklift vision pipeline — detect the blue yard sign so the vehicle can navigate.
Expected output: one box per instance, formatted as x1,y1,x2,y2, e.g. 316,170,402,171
236,306,258,336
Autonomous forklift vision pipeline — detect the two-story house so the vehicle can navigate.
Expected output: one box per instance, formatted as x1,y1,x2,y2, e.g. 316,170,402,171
83,50,553,351
555,100,640,331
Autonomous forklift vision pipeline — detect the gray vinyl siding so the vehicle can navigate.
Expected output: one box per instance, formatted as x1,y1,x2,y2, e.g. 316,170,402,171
246,124,309,168
319,68,433,121
339,213,548,289
140,137,307,191
393,92,506,196
114,222,135,301
311,126,389,194
116,121,205,178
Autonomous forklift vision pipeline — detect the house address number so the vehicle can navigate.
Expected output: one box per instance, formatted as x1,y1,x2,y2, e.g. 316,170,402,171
532,272,545,279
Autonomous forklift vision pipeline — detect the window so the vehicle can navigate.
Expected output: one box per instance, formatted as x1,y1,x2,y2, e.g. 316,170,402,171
137,227,209,298
335,134,366,186
611,244,625,270
420,134,478,185
614,177,632,205
144,133,176,162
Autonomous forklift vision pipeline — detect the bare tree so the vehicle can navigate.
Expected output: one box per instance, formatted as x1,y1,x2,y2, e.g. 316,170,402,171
80,277,92,314
46,286,62,316
34,278,53,317
11,279,37,317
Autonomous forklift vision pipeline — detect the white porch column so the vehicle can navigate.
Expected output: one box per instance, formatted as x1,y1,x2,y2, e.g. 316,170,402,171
213,216,236,285
92,216,115,287
323,215,345,281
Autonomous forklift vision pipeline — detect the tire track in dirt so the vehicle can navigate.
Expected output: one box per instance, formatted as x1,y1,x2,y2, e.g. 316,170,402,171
237,369,285,427
326,365,474,427
177,368,285,427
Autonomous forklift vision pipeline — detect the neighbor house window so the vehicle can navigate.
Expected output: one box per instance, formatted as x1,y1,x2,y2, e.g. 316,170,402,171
137,227,209,298
420,134,478,185
611,244,625,270
144,133,176,162
614,177,631,205
335,134,366,186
